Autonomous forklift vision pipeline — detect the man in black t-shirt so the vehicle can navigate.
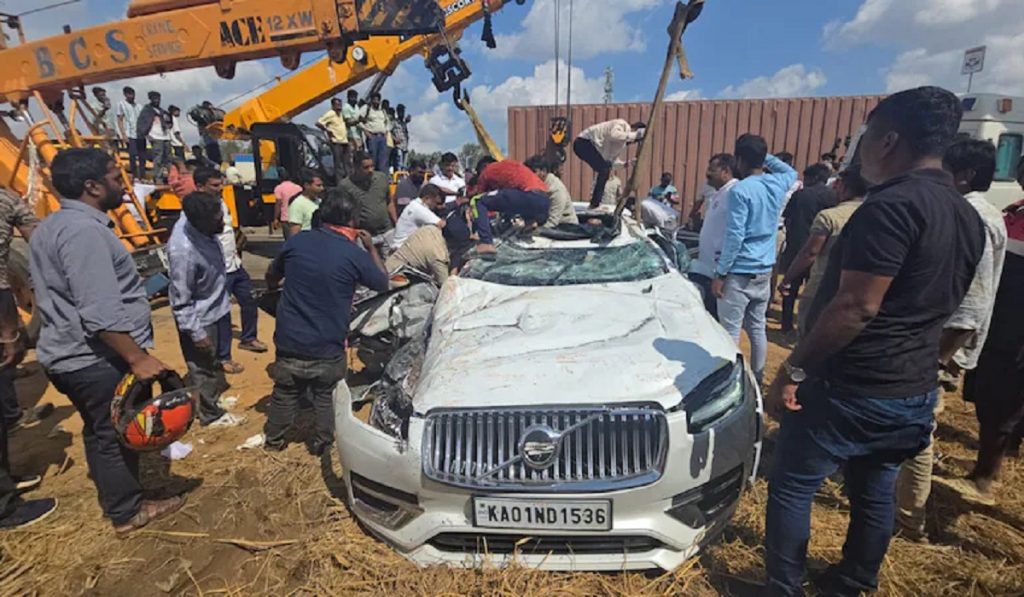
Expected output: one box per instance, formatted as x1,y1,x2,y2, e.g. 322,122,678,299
778,163,837,332
762,87,986,597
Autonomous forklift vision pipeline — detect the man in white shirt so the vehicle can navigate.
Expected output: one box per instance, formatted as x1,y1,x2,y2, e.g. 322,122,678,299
573,119,646,208
688,153,737,318
342,90,365,151
194,167,268,376
224,161,244,185
429,152,466,204
168,105,186,160
391,184,445,249
116,86,144,179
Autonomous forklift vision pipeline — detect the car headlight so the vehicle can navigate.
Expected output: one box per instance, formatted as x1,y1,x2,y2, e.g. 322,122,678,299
367,383,413,440
679,358,746,434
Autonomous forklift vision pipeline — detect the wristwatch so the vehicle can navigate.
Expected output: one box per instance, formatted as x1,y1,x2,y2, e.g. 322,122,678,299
782,359,807,384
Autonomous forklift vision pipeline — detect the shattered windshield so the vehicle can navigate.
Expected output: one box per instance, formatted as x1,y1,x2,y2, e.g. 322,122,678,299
462,241,668,286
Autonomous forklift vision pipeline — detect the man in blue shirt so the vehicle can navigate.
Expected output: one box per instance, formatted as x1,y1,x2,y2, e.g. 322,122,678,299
711,134,797,383
648,172,678,201
264,190,389,455
167,192,242,428
31,148,183,535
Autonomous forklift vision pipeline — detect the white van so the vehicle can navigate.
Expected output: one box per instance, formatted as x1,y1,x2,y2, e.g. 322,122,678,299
958,93,1023,210
842,93,1024,210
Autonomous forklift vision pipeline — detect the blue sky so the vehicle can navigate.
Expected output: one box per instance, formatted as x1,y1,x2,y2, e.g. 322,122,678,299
12,0,1024,151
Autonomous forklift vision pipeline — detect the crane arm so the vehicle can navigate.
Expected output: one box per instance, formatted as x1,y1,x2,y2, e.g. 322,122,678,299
0,0,452,104
218,0,515,137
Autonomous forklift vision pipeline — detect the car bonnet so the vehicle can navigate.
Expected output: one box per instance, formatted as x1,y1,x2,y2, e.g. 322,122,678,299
411,273,738,412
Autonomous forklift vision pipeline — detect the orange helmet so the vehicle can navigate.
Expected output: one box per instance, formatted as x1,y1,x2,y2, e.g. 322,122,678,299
111,371,195,451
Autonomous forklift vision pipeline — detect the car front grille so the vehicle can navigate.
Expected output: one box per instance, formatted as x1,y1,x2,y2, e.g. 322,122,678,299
422,406,667,492
429,533,664,555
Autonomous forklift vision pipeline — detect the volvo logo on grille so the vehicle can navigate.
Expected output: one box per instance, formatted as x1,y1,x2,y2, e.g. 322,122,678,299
519,425,561,470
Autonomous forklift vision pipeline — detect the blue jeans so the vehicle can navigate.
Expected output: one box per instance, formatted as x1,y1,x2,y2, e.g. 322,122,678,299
472,190,551,244
216,267,258,362
365,133,389,172
764,378,937,596
717,272,770,383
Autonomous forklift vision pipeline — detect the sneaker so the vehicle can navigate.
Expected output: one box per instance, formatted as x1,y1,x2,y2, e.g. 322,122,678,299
207,413,246,428
0,497,58,530
238,339,268,353
9,403,55,433
13,474,41,493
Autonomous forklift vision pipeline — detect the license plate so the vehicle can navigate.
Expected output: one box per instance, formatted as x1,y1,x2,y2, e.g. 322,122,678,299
473,498,612,531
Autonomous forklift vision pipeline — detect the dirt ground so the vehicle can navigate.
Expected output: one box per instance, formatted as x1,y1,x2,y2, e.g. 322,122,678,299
2,282,1023,596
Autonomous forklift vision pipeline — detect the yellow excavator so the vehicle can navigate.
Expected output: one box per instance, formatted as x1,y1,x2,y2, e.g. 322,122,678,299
0,0,524,337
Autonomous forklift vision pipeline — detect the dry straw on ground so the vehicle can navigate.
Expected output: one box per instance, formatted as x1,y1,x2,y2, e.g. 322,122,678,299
1,339,1022,596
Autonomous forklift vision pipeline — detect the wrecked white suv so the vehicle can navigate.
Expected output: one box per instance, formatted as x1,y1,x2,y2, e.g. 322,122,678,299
335,213,762,571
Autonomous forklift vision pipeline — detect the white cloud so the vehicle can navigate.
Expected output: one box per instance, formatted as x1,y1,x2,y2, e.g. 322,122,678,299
824,0,1020,51
492,0,664,61
467,59,605,121
826,0,1024,95
406,101,471,154
665,89,702,102
719,65,826,99
886,32,1024,93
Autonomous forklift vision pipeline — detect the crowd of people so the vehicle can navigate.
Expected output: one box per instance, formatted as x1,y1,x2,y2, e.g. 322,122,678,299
317,90,411,177
0,85,1022,597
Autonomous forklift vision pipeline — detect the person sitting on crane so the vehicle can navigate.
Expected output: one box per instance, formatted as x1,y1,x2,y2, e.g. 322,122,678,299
524,154,579,228
573,119,646,208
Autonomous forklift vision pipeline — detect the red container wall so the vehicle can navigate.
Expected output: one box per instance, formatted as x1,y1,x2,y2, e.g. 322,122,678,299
508,96,884,218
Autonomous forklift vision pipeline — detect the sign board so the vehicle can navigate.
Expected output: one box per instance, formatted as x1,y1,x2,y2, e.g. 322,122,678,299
962,46,986,75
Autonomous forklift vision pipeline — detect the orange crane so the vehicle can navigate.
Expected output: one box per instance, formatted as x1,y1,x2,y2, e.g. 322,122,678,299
154,0,518,226
0,0,523,335
215,0,519,138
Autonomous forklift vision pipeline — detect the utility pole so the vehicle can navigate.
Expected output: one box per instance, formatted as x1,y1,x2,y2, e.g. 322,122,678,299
603,67,614,104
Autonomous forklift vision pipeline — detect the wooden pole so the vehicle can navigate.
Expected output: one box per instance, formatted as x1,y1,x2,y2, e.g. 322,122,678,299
615,0,704,219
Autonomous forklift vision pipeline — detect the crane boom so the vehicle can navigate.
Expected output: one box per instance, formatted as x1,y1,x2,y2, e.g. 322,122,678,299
218,0,513,137
1,0,450,104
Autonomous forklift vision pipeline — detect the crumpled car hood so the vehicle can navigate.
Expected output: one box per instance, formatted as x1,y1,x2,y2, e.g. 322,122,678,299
412,274,738,412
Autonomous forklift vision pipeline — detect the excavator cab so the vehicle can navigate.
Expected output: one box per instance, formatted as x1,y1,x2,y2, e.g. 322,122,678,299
244,123,337,227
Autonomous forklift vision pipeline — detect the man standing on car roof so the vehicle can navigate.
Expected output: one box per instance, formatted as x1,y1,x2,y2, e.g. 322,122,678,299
264,190,389,455
762,87,985,596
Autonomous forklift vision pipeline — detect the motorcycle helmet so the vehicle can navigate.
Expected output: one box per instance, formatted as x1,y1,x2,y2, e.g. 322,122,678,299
111,370,195,451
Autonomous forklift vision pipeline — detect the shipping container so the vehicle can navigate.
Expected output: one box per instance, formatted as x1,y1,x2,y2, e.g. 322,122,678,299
508,96,885,220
